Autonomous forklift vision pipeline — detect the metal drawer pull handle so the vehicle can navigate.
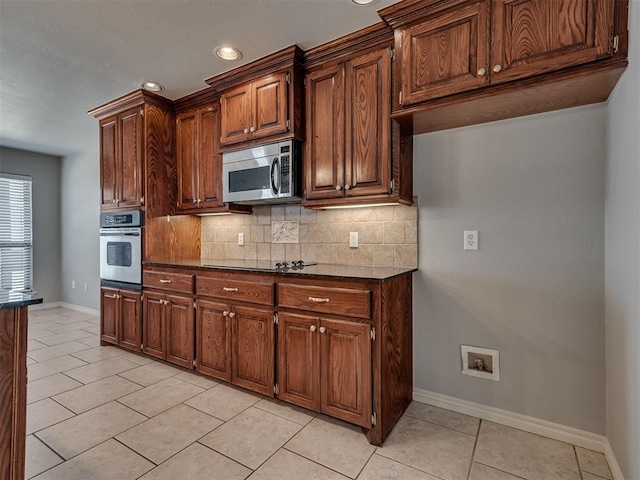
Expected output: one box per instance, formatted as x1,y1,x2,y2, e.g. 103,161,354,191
319,327,326,333
223,311,229,317
310,325,317,332
104,294,117,299
229,312,236,318
308,296,330,303
159,279,171,284
223,287,238,292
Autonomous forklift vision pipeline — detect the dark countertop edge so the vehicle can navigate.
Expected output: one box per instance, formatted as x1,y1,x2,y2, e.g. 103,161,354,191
143,260,418,281
0,297,43,309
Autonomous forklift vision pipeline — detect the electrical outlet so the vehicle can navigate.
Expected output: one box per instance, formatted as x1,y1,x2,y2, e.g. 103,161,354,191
238,233,244,246
349,232,358,248
71,280,75,289
464,230,478,250
84,282,88,291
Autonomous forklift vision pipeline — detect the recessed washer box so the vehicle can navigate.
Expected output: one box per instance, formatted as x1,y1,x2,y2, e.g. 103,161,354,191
461,345,500,381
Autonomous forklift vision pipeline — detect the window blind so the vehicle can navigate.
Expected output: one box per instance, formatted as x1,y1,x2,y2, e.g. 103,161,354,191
0,173,33,292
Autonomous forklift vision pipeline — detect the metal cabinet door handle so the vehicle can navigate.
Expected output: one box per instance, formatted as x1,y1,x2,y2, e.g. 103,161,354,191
308,296,330,303
159,279,171,284
223,287,238,292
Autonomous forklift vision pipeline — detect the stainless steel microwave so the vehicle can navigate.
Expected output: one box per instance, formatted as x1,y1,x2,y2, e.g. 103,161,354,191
222,140,301,204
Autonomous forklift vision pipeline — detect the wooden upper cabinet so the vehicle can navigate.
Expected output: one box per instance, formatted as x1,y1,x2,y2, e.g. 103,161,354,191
252,73,288,140
490,0,615,84
304,46,393,203
118,108,143,208
176,110,198,210
97,107,143,210
99,118,118,209
305,64,345,200
389,0,619,109
345,48,391,197
176,103,222,212
220,84,252,146
220,72,289,147
399,1,490,104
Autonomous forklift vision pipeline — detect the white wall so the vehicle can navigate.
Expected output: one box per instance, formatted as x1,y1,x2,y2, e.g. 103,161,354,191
60,141,100,310
0,146,62,303
413,104,607,434
605,1,640,477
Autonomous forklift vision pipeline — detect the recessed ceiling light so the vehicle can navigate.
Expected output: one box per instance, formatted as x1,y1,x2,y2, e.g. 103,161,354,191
141,81,164,92
351,0,377,5
215,46,242,61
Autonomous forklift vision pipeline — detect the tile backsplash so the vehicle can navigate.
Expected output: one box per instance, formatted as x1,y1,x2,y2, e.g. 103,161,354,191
201,203,418,268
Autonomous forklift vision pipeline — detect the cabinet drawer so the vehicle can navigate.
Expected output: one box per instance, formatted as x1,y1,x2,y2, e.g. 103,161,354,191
197,276,274,306
278,283,371,319
143,270,194,294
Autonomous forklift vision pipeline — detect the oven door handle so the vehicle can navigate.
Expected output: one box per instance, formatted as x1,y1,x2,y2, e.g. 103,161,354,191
270,156,280,195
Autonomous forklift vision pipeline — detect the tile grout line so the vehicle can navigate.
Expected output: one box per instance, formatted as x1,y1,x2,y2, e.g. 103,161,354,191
465,418,482,480
402,411,481,437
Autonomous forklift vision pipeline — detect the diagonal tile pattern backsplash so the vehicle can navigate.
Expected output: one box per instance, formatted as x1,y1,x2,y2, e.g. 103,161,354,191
201,203,418,268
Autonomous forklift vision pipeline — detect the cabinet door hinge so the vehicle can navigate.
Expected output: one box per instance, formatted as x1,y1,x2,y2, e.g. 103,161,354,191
193,301,197,310
390,47,395,62
303,78,307,87
285,72,290,84
399,91,403,105
273,313,279,325
370,326,376,341
193,358,197,367
140,343,144,349
371,412,377,426
390,179,394,193
286,119,290,130
139,108,144,117
274,383,279,395
613,35,619,53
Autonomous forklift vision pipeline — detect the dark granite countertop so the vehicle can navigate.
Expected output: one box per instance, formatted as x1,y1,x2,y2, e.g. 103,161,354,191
0,290,43,309
144,259,417,281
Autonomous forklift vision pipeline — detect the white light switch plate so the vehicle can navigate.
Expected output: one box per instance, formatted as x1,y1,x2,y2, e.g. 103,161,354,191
349,232,358,248
238,233,244,246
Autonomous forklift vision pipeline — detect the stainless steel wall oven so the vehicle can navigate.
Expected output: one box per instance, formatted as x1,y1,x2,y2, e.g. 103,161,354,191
99,210,142,289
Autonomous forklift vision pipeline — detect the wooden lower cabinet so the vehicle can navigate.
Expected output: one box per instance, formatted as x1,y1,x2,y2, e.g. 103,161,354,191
196,299,231,381
142,290,194,368
277,312,371,427
195,299,274,396
100,287,142,352
0,307,29,480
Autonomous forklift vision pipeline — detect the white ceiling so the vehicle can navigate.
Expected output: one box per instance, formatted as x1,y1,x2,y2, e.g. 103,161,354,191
0,0,397,157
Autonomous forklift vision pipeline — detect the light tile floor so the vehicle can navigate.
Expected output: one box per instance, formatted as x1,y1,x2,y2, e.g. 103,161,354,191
25,307,614,480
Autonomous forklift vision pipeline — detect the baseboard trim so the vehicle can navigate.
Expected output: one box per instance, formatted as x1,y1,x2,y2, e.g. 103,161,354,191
29,301,99,316
413,388,605,453
604,438,626,480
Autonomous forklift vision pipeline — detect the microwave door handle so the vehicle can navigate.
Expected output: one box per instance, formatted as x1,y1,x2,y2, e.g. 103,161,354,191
271,156,280,195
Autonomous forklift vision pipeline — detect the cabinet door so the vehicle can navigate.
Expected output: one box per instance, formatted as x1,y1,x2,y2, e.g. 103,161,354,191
491,0,614,84
400,1,490,104
166,294,195,368
99,117,118,209
118,108,144,208
176,109,199,210
304,64,345,200
320,318,371,428
198,105,223,208
196,299,232,381
232,305,274,396
100,287,119,345
277,312,320,412
142,291,166,359
119,290,142,352
220,84,251,146
345,48,391,197
251,73,288,140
